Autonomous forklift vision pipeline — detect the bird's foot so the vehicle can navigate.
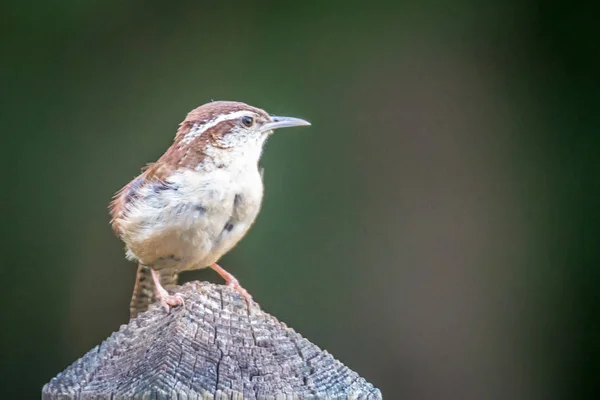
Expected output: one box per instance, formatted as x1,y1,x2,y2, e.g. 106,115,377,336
226,278,253,303
158,292,185,313
210,263,253,303
150,268,185,313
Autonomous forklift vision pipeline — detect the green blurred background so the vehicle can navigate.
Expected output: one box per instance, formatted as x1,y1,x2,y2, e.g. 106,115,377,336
1,1,598,399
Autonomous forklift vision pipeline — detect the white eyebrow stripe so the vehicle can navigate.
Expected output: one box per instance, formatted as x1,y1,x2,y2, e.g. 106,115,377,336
181,110,251,145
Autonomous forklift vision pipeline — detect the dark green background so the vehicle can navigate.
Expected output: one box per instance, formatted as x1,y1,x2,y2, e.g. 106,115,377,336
1,1,598,399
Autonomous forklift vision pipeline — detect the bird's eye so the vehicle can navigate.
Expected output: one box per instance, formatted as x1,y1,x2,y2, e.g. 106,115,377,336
241,116,254,128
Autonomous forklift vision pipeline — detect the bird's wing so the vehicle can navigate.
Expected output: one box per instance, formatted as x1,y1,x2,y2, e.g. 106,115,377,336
109,162,176,235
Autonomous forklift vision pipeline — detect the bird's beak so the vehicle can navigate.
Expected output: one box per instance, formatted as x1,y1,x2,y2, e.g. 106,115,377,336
261,115,311,132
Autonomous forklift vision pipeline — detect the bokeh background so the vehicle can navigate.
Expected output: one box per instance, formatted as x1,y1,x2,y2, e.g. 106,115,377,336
1,1,599,399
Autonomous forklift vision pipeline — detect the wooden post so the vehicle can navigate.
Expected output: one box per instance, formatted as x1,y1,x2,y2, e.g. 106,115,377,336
43,282,382,399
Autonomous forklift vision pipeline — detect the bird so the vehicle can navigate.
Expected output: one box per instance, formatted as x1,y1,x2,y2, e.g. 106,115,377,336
109,101,310,318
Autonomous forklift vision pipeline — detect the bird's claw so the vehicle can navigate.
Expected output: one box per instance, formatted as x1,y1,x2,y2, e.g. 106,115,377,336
227,279,253,303
210,263,253,304
159,293,185,314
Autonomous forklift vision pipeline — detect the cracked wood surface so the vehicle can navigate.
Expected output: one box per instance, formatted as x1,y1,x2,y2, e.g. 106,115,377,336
42,282,382,399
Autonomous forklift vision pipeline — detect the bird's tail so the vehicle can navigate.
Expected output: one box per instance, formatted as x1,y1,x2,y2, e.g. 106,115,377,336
129,264,178,319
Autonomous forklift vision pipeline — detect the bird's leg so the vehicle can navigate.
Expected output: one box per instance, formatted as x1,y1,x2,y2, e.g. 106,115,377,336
210,263,253,302
150,268,184,312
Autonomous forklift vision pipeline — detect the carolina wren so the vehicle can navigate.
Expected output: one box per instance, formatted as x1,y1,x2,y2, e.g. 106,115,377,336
109,101,310,317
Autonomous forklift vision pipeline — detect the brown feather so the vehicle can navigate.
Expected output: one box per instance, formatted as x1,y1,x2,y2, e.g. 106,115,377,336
178,101,268,131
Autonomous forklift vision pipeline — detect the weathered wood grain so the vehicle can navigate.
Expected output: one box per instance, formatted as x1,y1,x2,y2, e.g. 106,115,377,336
43,282,382,399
